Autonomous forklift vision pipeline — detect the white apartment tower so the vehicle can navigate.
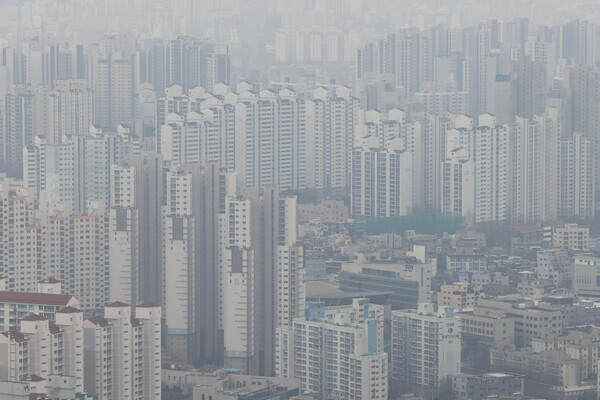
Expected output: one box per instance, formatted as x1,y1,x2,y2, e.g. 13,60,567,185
508,113,558,224
0,177,109,311
0,307,84,393
109,164,139,306
276,299,388,400
558,133,595,218
234,88,305,192
441,147,475,221
162,163,236,365
109,153,166,314
351,136,413,217
392,304,461,399
471,114,508,223
222,187,305,376
34,79,93,144
163,168,196,362
93,53,132,130
305,86,359,195
83,302,161,400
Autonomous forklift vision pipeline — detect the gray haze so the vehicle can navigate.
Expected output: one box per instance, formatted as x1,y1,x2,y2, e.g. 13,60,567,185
1,1,600,400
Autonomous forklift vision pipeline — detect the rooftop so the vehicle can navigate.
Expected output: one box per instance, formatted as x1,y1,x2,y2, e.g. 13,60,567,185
2,330,26,342
87,316,110,328
56,307,82,314
22,314,48,322
137,301,161,308
105,301,129,308
0,291,75,306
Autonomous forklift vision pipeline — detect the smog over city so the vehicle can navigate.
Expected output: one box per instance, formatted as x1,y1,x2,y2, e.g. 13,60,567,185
1,0,600,399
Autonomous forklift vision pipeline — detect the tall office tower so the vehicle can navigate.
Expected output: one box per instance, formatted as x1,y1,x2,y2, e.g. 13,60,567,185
162,168,195,362
567,64,600,139
475,25,495,120
470,114,508,223
129,152,164,308
205,51,231,93
507,113,558,224
441,147,475,220
408,116,451,212
351,136,413,217
510,58,546,119
234,88,306,192
167,37,230,93
534,109,559,222
356,42,378,79
0,47,18,96
135,42,169,97
83,302,161,400
34,79,93,144
109,164,138,305
2,84,33,178
23,42,77,87
305,85,359,195
525,36,557,91
396,31,420,100
493,74,514,124
133,83,157,151
558,133,595,219
559,20,598,65
276,299,387,400
168,36,201,92
222,186,304,376
392,304,461,399
162,163,235,365
108,154,164,307
93,52,132,130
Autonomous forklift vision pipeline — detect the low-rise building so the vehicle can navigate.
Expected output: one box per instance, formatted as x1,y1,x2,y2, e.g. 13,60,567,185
452,372,524,400
297,200,349,223
536,249,571,287
490,348,579,389
446,254,487,273
438,282,480,311
551,223,589,251
193,376,300,400
459,306,515,347
162,367,301,397
531,326,600,381
339,255,433,309
573,256,600,298
0,378,93,400
477,298,564,346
